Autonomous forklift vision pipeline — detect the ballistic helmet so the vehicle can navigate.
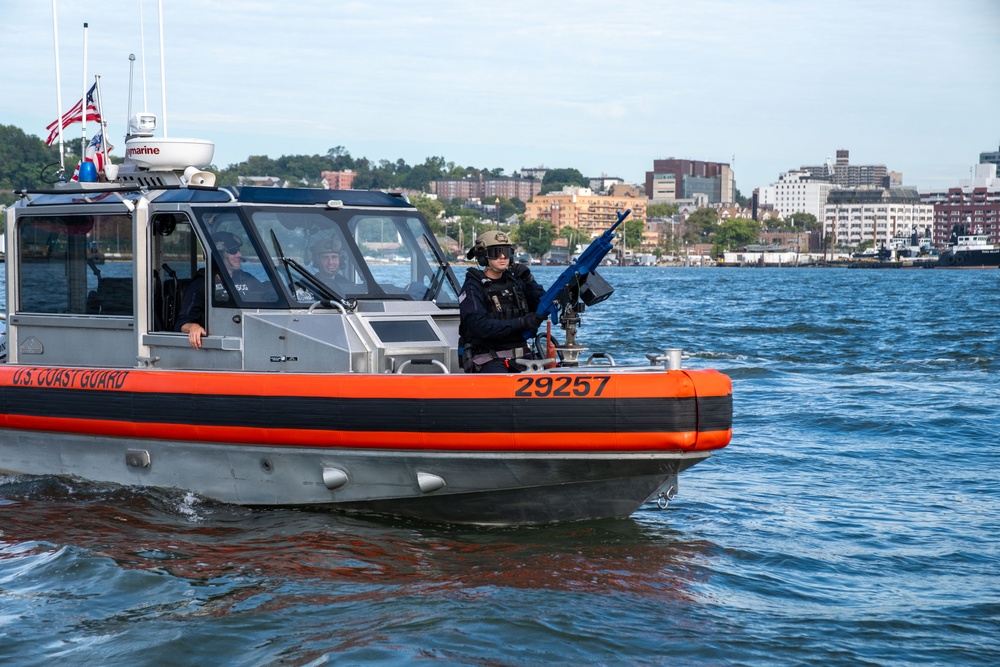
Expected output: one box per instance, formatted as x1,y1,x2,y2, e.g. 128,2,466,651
466,230,513,260
312,237,342,257
214,231,243,254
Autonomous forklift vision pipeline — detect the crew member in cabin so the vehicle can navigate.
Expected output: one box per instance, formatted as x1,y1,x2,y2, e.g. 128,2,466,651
458,230,546,373
311,237,351,291
175,231,270,348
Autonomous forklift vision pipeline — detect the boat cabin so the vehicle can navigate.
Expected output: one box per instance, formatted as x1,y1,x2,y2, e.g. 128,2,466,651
4,180,463,373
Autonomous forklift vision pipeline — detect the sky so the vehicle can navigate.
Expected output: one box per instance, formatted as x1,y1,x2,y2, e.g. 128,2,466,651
2,0,999,194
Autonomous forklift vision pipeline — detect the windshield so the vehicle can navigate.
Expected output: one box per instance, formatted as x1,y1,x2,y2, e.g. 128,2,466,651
245,207,460,307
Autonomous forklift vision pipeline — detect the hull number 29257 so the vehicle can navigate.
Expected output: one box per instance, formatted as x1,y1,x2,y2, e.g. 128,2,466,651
515,375,610,398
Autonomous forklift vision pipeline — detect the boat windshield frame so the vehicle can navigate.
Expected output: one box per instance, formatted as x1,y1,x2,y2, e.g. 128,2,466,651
193,203,461,308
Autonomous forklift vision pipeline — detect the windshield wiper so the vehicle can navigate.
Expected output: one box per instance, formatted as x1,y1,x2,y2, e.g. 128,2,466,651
269,230,355,310
421,233,451,301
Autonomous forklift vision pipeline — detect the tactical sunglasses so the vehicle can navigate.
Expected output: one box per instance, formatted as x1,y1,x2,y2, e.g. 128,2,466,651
485,245,514,259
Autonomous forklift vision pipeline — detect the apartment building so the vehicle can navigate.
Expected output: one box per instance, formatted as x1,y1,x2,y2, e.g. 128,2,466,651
802,150,889,189
824,187,934,250
523,187,647,239
920,163,1000,246
758,169,836,220
431,176,542,202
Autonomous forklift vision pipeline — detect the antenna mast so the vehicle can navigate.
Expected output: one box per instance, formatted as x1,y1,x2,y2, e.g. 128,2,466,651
80,22,89,159
50,0,66,176
158,0,168,136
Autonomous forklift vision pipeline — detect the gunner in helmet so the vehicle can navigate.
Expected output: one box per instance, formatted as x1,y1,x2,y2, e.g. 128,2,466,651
458,230,546,373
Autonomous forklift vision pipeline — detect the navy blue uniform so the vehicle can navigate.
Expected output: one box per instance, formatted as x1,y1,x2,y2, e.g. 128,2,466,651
458,264,545,373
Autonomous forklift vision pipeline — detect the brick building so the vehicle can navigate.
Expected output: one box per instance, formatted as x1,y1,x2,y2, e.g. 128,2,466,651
431,176,542,202
645,158,734,204
920,163,1000,246
321,170,357,189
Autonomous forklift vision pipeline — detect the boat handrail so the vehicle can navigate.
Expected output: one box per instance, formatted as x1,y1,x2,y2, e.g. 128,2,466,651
396,359,449,374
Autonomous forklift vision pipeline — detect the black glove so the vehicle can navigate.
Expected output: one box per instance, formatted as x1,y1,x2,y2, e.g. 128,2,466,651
520,313,546,330
512,263,532,280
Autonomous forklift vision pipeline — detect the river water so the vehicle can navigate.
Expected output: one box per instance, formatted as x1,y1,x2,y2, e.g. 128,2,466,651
1,266,998,666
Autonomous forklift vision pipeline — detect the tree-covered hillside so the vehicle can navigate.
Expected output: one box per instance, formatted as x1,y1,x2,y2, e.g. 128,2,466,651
0,123,552,207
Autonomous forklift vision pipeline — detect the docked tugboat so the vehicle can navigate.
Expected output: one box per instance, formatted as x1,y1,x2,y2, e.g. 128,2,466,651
933,224,1000,269
0,117,732,525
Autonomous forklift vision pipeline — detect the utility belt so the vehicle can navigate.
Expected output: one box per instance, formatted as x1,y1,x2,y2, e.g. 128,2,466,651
469,346,533,366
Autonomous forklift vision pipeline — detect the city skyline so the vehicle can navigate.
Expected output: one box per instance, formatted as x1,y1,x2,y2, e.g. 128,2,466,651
2,1,998,194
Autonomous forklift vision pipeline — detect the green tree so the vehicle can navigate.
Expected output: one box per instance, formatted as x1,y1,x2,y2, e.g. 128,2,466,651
712,218,761,256
683,207,718,243
622,218,646,250
411,194,445,232
647,202,679,218
514,219,556,258
787,212,819,231
559,226,586,256
540,167,588,195
492,196,522,221
0,124,65,206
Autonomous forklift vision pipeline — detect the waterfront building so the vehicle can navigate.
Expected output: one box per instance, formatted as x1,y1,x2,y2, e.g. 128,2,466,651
824,187,934,250
321,170,357,190
757,169,836,221
431,176,541,202
920,163,1000,246
523,186,647,240
645,158,734,204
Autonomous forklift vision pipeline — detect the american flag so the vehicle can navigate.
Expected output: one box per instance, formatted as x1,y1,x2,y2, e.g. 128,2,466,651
45,82,102,146
70,131,113,182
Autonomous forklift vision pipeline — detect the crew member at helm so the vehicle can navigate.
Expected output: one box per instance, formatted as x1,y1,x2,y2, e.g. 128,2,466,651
459,230,546,373
311,237,351,290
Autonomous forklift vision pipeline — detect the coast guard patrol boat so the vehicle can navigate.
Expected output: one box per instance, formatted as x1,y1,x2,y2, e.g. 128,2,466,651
0,114,732,525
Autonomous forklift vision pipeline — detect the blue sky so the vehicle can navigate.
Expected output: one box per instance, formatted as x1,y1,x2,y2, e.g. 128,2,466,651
2,0,998,193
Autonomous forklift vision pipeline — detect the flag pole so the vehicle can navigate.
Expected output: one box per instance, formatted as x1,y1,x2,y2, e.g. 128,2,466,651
81,22,89,160
95,75,110,175
51,0,66,177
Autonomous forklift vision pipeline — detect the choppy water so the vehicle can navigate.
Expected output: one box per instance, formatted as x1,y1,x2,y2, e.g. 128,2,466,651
2,267,999,666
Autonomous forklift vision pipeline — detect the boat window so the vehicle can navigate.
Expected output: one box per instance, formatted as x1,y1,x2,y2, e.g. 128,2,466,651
350,214,459,305
249,210,368,304
197,210,279,307
16,213,134,316
151,213,205,331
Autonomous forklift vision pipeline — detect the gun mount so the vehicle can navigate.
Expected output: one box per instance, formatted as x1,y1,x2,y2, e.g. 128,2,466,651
531,209,630,366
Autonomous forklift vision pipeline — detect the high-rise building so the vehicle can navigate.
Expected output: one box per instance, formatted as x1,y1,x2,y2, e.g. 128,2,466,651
645,158,734,204
758,169,836,221
980,143,1000,168
802,150,890,188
